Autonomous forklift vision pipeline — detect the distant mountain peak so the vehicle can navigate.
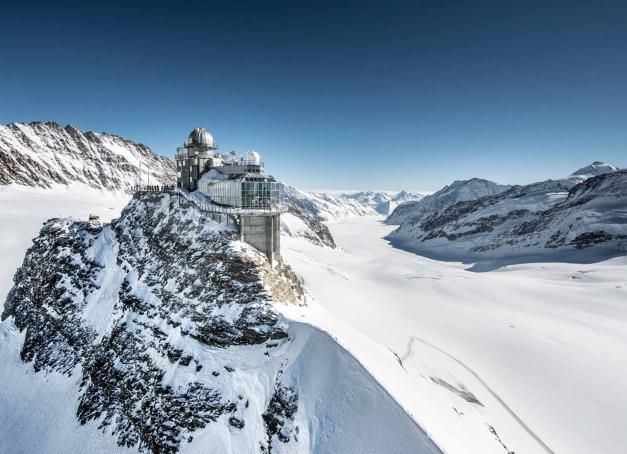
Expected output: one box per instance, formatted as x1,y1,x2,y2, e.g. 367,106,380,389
571,161,619,177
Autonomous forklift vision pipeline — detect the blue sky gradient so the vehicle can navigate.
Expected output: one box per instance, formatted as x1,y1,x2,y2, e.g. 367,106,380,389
1,0,626,191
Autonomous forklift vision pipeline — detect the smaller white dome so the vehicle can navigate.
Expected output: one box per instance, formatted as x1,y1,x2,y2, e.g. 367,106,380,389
247,151,261,165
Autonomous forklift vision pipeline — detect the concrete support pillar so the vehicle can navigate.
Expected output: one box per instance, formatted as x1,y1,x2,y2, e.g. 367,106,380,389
239,214,281,265
273,214,281,258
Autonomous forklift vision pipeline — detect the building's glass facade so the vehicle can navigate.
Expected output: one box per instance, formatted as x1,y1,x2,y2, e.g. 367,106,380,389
197,180,279,209
241,181,279,208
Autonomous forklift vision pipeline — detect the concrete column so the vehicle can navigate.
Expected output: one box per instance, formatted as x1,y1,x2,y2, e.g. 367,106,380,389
240,215,277,264
272,214,281,259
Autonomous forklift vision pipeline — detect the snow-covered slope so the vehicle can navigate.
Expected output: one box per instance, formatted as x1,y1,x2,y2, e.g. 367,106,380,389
0,121,175,190
387,163,625,268
571,160,619,176
279,184,338,248
280,184,422,247
0,193,439,454
281,216,627,454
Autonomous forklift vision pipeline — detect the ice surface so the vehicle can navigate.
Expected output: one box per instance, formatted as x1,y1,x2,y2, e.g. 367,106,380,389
281,215,627,454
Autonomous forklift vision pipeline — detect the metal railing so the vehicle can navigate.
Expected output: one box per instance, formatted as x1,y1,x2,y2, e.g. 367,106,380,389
131,185,176,193
219,160,265,169
192,201,287,215
174,151,264,168
131,185,287,215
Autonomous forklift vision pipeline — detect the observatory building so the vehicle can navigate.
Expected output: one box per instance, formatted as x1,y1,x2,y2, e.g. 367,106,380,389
175,127,284,263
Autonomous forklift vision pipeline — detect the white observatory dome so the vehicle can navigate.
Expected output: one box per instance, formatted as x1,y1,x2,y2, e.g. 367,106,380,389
188,127,215,148
247,151,261,165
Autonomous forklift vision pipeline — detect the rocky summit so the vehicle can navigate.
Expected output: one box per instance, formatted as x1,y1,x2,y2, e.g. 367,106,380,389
0,121,174,190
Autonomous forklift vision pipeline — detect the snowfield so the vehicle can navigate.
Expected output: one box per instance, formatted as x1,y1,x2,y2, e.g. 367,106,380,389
281,215,627,454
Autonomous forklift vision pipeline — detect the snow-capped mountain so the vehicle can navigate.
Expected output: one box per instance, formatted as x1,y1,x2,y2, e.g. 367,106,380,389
0,121,175,190
279,184,338,248
0,193,438,454
571,160,619,176
337,190,423,215
378,190,425,216
387,163,626,268
280,184,423,247
386,178,510,225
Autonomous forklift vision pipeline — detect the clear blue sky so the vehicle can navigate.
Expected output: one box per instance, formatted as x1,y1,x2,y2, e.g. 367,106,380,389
1,1,626,191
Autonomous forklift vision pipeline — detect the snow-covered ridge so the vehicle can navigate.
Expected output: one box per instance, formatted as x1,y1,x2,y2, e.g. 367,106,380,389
0,119,419,250
387,163,626,268
386,178,510,225
0,193,439,454
0,121,175,190
571,160,619,176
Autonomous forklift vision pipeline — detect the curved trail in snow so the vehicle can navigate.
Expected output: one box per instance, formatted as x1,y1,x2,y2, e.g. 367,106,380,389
399,335,555,454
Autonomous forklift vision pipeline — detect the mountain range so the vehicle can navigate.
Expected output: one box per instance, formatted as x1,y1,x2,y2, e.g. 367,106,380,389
386,161,625,269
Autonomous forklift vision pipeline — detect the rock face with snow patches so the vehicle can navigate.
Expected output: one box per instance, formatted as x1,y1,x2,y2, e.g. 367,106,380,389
0,121,175,190
1,193,439,454
386,178,510,226
2,193,298,452
387,164,626,267
280,184,338,248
